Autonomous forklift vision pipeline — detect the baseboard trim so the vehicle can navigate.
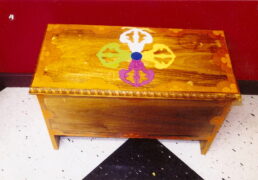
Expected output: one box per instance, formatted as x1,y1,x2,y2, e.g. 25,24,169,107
238,80,258,95
0,73,257,95
0,73,33,87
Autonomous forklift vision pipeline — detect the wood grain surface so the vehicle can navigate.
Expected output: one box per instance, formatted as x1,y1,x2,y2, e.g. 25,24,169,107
41,95,230,140
31,24,240,154
30,24,240,100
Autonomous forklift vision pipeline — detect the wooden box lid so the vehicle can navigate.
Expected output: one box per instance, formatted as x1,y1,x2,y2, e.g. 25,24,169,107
30,24,240,100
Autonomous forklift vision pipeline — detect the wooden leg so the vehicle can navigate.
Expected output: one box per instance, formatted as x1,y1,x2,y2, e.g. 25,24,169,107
200,102,232,155
37,95,61,149
49,134,60,149
200,139,213,154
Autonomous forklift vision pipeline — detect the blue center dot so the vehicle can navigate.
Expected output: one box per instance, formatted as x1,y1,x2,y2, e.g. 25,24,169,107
131,52,142,60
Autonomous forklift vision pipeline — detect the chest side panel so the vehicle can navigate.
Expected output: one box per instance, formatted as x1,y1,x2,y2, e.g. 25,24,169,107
41,95,230,139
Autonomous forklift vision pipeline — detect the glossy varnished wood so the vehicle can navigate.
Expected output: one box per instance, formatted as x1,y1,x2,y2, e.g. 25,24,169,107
37,94,233,154
200,102,232,154
43,96,226,136
37,95,60,149
31,24,241,154
30,24,240,100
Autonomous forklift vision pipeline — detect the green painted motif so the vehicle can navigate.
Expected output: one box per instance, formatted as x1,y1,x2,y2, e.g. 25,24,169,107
97,43,131,68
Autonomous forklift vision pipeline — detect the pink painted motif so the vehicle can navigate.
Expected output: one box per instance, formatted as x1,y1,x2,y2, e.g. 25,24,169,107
119,60,154,87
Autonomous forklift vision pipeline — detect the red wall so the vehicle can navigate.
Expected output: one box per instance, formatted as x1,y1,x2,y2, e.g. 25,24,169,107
0,0,258,80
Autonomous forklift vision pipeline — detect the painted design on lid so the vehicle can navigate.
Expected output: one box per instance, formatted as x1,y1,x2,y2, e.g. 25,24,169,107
97,27,176,87
96,43,130,68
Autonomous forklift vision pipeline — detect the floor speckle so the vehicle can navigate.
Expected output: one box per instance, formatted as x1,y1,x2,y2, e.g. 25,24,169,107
0,88,126,180
84,139,203,179
0,88,258,180
160,94,258,180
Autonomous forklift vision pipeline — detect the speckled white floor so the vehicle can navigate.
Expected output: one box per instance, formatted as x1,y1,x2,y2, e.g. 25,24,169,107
0,88,257,180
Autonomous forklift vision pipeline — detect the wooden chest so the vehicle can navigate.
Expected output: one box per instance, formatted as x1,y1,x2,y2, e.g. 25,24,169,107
30,24,240,154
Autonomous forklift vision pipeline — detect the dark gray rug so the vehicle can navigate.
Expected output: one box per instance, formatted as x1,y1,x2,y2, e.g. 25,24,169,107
83,139,203,180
